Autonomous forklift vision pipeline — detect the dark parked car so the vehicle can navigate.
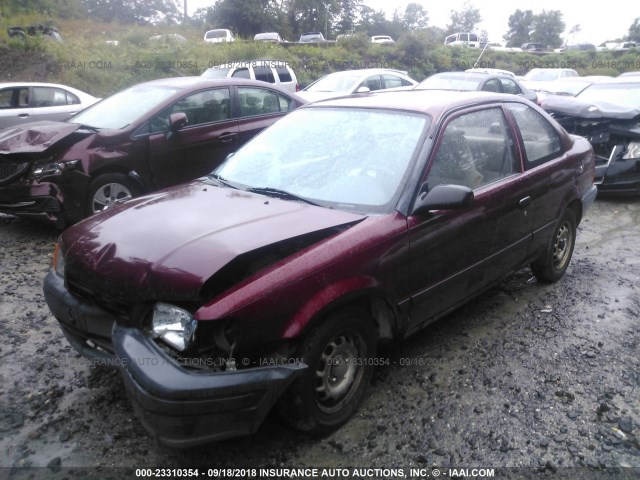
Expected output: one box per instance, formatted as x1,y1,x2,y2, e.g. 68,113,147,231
415,71,538,103
541,77,640,194
44,90,596,446
0,77,305,228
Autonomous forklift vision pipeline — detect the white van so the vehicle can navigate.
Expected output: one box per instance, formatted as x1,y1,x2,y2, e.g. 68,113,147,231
204,29,235,44
444,32,480,48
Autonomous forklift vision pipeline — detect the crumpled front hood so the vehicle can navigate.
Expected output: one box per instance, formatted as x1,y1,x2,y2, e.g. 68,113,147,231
62,182,365,304
0,121,82,154
542,95,640,120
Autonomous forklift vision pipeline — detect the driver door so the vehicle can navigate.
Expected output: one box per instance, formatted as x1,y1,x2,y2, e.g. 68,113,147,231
145,87,239,189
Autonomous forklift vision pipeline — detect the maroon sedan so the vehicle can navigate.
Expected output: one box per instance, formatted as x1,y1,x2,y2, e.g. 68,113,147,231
43,90,597,446
0,77,305,228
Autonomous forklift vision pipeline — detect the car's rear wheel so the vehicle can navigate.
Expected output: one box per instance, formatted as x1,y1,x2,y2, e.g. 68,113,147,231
278,307,377,434
531,209,576,283
86,173,140,217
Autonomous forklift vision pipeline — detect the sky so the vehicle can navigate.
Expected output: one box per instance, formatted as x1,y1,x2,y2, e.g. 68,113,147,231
185,0,636,46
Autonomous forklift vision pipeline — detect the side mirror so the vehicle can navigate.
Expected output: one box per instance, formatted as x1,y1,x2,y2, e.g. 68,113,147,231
356,86,371,93
169,112,188,132
412,184,474,216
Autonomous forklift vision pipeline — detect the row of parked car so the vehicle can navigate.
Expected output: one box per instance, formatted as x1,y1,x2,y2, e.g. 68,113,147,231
1,59,635,447
2,63,638,227
204,28,395,45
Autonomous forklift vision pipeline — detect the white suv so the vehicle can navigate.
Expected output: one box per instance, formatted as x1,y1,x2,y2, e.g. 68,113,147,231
201,60,300,93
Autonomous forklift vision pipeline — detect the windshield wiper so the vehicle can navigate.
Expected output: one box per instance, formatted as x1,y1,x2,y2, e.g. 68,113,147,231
71,123,99,132
247,186,320,206
205,173,240,189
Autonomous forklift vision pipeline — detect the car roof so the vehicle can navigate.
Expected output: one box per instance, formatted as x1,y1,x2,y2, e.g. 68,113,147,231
586,77,640,85
324,68,410,76
0,81,85,89
132,76,303,98
304,89,526,116
433,71,509,79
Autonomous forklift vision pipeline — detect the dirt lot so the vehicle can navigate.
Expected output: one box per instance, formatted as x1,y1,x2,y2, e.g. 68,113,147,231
0,197,638,480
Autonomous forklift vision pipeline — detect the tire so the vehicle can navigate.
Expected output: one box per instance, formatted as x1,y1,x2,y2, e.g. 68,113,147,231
531,209,576,283
86,173,140,217
278,307,378,434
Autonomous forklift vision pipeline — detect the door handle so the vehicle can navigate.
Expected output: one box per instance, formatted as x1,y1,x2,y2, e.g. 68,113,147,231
219,132,237,143
519,196,531,208
18,113,29,118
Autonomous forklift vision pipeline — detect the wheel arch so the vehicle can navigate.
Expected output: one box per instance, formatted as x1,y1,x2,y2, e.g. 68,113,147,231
281,278,403,346
88,167,148,193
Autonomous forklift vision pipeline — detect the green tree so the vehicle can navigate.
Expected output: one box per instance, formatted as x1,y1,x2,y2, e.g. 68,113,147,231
358,6,388,36
503,9,534,47
445,0,481,35
84,0,181,24
629,17,640,42
335,0,358,34
206,0,283,37
530,10,565,48
0,0,87,18
402,3,428,31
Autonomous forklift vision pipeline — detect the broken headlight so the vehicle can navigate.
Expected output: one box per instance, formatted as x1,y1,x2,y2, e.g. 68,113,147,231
151,303,197,352
52,243,65,278
622,142,640,160
28,159,79,180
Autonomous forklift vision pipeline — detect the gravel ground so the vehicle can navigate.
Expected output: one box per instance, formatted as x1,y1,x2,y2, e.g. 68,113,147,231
0,198,639,480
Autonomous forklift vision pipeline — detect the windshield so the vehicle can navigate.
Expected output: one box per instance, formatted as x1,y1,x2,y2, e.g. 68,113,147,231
417,75,482,91
215,107,429,213
305,73,363,93
577,83,640,107
70,84,180,130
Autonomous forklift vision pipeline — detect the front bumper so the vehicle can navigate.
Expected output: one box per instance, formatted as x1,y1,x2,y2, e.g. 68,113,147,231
581,184,598,213
0,170,90,226
43,270,306,446
114,326,305,447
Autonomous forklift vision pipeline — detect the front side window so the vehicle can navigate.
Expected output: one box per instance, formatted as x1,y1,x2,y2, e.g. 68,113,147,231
507,103,562,167
428,108,517,190
482,79,502,93
361,75,382,91
500,78,521,95
143,88,230,134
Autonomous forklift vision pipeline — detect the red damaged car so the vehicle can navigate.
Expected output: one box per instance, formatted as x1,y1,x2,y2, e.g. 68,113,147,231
0,77,304,228
43,90,596,446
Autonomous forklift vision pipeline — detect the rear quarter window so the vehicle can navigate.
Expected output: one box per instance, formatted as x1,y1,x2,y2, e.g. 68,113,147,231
275,67,293,83
507,103,562,167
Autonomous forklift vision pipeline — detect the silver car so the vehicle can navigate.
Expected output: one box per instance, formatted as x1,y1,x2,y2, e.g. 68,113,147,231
298,68,417,102
415,72,538,104
0,82,99,129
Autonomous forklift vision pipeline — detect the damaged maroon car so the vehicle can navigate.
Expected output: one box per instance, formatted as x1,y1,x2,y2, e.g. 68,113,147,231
0,76,304,228
43,90,596,446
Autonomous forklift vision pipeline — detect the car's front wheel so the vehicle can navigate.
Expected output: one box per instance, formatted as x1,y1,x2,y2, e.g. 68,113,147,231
278,307,377,434
86,173,140,217
531,209,577,283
